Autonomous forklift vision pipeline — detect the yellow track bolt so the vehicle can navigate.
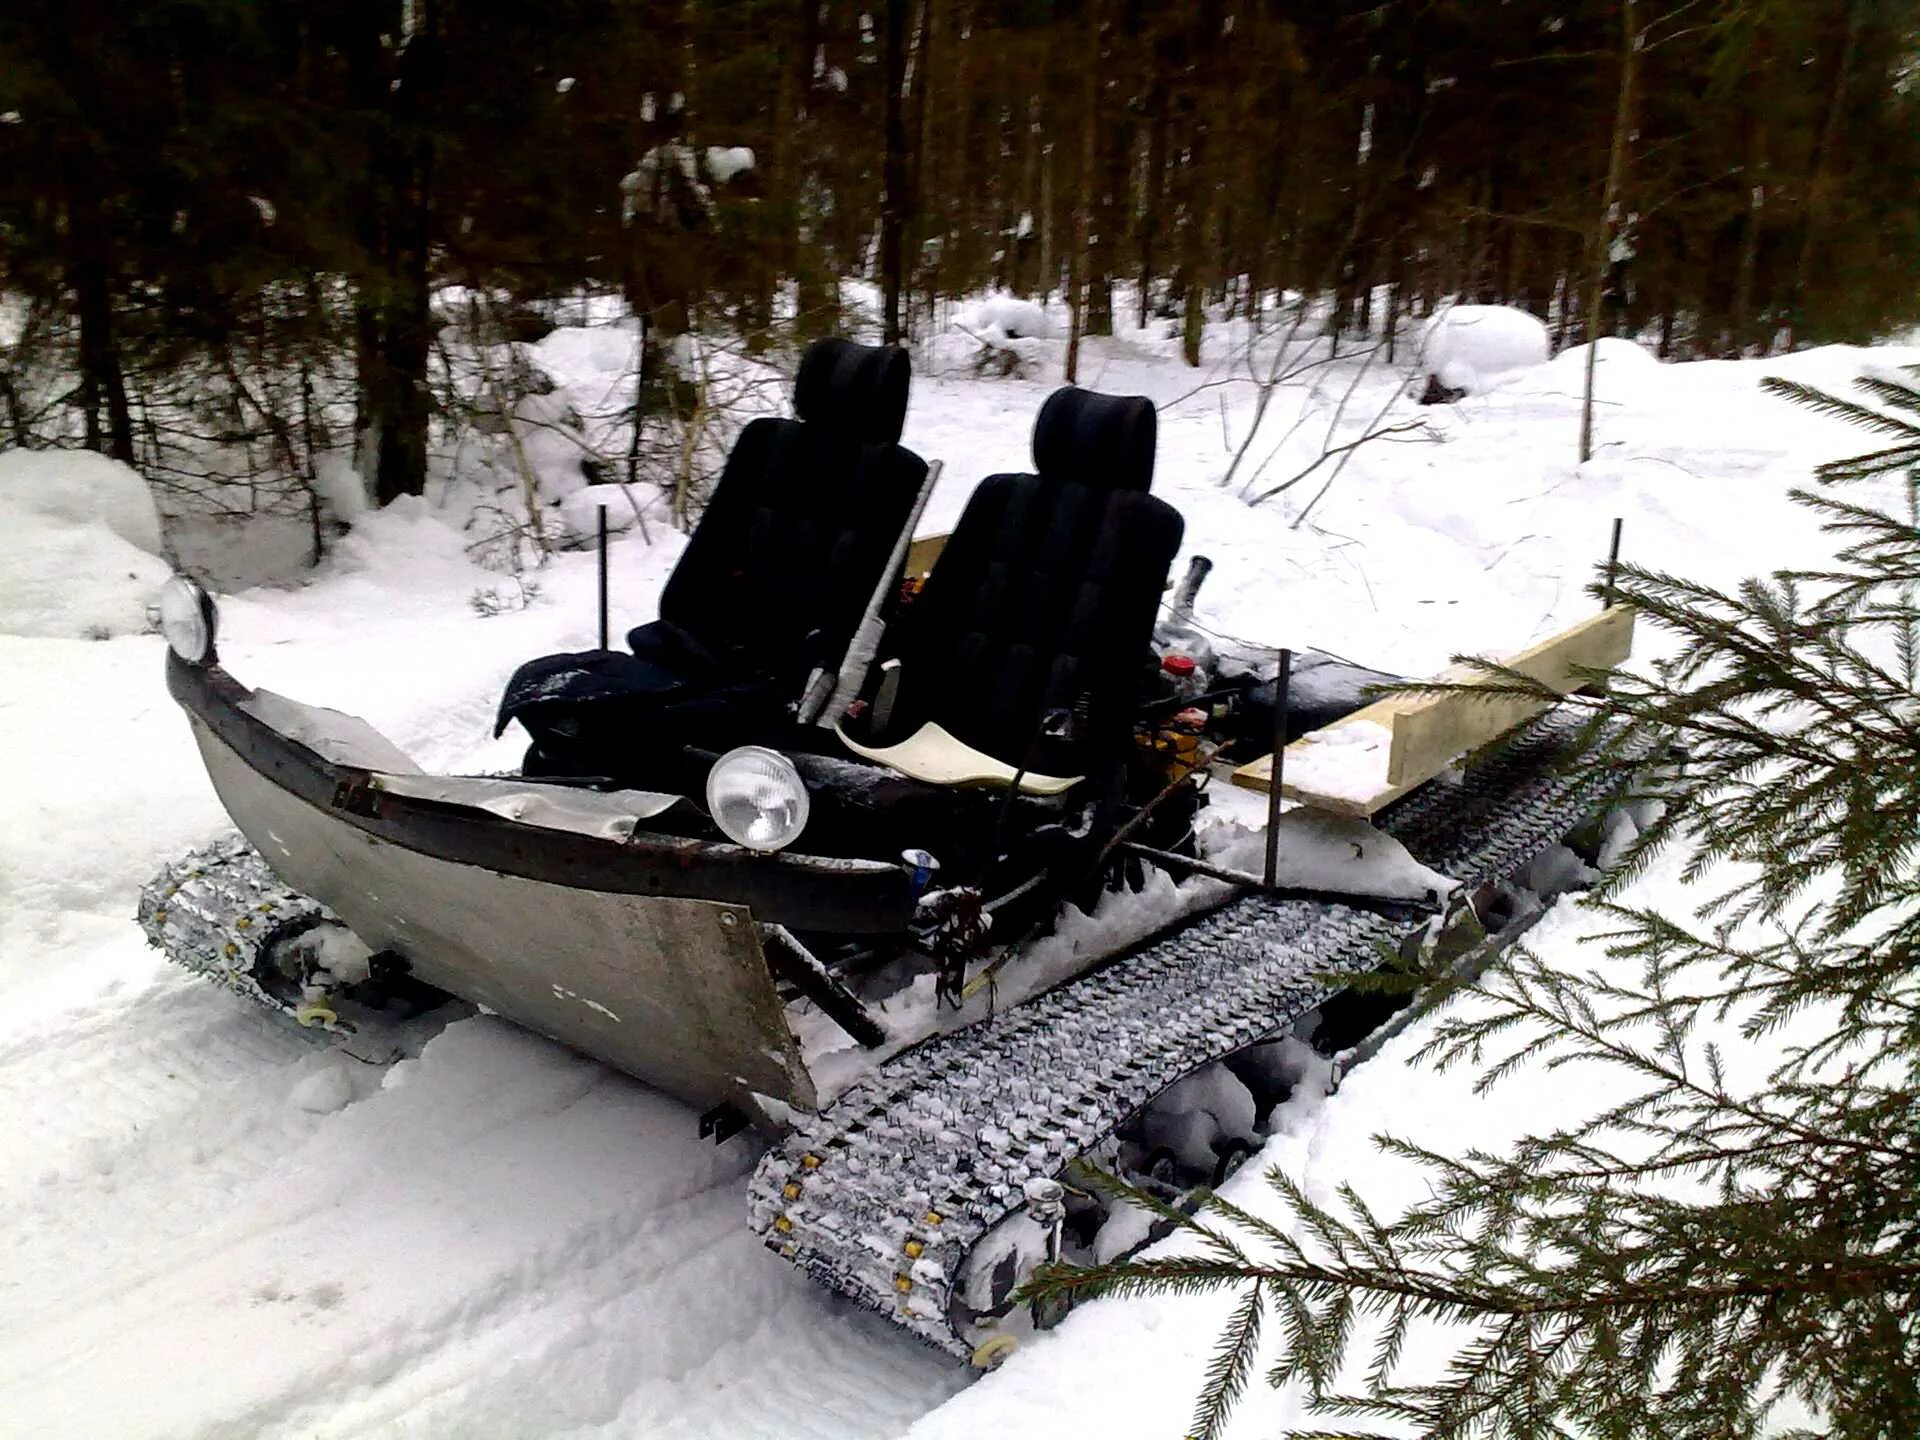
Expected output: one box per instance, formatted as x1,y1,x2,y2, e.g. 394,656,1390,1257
903,1239,924,1259
970,1333,1019,1369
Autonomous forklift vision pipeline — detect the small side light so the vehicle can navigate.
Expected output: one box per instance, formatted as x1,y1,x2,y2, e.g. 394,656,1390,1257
157,576,217,665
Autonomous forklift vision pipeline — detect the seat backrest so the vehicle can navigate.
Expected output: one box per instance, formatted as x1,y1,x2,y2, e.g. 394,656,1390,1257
657,339,928,688
885,386,1183,778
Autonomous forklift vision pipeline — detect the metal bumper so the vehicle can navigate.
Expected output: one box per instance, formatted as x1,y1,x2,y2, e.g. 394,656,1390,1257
166,653,919,1122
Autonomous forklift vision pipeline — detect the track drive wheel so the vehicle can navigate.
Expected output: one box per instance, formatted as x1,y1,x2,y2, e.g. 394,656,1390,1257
1211,1137,1258,1187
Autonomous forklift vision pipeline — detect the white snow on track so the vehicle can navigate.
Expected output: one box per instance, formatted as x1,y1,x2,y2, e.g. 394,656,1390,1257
3,300,1913,1437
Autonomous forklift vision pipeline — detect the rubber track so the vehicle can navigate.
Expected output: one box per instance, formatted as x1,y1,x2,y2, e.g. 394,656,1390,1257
138,832,346,1032
747,714,1644,1360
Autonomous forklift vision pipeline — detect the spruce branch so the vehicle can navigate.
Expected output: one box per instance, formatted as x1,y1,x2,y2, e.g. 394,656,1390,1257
1021,370,1920,1438
1758,376,1920,441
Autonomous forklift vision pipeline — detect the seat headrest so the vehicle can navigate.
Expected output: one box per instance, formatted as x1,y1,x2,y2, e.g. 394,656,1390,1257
793,338,912,447
1032,386,1157,492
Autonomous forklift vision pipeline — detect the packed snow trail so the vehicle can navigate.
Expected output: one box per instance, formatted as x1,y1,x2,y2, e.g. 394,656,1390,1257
2,305,1912,1437
0,508,959,1440
2,1007,954,1439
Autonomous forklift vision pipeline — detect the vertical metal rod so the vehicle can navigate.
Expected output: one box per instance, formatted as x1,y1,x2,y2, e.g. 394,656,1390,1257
1263,648,1292,889
1603,516,1623,607
596,504,610,651
991,705,1063,868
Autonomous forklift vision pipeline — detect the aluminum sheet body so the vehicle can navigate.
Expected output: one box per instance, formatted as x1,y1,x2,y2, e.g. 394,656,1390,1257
190,717,818,1123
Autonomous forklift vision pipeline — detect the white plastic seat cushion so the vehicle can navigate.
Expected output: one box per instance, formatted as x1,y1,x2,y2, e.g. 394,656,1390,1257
834,720,1083,796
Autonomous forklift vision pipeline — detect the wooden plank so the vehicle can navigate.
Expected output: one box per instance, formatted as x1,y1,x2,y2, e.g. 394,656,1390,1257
1230,698,1416,818
1231,605,1635,817
905,531,949,579
1386,604,1634,785
907,529,1172,590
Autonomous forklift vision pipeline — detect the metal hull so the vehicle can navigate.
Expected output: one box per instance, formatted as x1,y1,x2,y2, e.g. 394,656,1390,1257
157,651,917,1124
189,717,818,1120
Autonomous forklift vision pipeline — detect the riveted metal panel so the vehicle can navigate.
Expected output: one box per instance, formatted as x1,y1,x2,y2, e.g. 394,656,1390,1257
193,721,817,1121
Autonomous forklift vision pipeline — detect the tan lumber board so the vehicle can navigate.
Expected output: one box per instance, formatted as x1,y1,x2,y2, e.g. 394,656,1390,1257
905,532,949,579
1385,604,1634,785
1229,699,1417,818
906,531,1179,590
1231,605,1635,817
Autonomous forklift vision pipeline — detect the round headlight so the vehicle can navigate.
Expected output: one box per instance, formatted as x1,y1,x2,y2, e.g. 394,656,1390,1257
705,746,810,852
158,576,216,665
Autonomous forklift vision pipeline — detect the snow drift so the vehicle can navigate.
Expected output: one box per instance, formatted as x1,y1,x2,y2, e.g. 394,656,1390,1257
1419,304,1550,394
1539,335,1663,399
0,449,170,639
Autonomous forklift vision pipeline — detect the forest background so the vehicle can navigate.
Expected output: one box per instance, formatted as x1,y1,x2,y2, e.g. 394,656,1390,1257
2,0,1916,523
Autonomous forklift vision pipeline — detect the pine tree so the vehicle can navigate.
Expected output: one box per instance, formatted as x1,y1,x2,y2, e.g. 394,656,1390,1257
7,1,1920,514
1020,367,1920,1440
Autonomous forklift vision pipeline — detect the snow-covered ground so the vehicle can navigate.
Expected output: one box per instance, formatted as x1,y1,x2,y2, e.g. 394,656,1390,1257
3,300,1913,1438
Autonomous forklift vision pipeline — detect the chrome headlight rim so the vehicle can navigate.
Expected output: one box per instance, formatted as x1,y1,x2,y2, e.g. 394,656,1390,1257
158,575,218,666
704,745,810,853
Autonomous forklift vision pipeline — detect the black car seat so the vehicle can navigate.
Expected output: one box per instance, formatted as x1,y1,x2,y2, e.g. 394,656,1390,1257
496,338,931,783
838,385,1183,793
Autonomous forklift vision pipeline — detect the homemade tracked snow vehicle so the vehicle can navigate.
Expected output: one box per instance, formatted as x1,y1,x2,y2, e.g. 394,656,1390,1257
141,337,1649,1366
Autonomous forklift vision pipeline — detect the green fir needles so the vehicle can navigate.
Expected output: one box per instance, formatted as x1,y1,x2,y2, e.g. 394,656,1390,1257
1020,366,1920,1440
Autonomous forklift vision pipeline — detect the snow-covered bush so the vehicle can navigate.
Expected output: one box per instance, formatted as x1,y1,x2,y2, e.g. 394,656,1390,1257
1538,335,1661,400
930,295,1056,377
965,295,1053,341
703,146,755,184
437,311,787,569
620,142,755,224
1418,304,1550,394
556,482,674,544
0,450,171,639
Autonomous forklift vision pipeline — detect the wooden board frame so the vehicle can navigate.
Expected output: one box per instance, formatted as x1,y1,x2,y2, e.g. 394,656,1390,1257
1232,605,1635,818
907,530,1176,591
905,531,949,580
